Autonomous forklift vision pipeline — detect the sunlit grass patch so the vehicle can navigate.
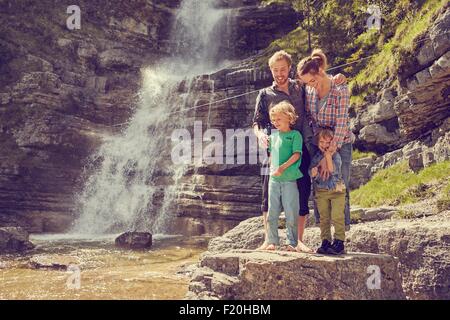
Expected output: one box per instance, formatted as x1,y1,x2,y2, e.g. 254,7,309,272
351,161,450,207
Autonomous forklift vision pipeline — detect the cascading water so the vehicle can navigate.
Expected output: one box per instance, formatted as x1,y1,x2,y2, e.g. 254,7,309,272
71,0,231,235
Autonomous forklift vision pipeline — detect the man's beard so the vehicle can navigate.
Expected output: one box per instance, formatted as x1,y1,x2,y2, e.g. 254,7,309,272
275,77,288,86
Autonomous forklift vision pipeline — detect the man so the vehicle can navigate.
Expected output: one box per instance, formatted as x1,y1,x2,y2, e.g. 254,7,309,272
253,50,346,252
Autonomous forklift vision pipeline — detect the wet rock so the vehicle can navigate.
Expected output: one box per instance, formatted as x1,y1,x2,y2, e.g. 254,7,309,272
0,0,297,236
86,76,108,93
0,227,35,253
187,250,405,300
29,254,80,271
115,231,152,249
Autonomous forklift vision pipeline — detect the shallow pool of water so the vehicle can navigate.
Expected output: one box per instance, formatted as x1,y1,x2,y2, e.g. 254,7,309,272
0,234,208,300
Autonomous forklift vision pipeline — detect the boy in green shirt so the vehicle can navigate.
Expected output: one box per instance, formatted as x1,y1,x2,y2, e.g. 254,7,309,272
261,101,302,251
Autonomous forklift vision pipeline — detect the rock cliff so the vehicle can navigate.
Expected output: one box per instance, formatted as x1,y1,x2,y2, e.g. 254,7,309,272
352,5,450,154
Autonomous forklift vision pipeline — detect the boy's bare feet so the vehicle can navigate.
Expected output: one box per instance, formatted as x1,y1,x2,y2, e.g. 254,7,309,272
281,245,296,252
257,242,277,251
295,241,313,253
256,242,269,250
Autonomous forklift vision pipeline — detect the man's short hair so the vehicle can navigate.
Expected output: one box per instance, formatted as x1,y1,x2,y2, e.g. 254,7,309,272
268,50,292,68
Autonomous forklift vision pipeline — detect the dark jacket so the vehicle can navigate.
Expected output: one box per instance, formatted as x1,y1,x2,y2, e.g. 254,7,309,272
252,79,315,156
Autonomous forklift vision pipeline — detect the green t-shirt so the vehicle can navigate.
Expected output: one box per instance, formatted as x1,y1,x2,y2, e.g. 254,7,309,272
269,130,303,182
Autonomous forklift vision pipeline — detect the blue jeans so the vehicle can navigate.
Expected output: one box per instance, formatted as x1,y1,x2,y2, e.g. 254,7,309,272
267,179,299,246
314,142,352,226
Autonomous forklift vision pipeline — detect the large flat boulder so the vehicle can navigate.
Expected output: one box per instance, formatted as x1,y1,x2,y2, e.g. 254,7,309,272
187,250,405,300
207,211,450,299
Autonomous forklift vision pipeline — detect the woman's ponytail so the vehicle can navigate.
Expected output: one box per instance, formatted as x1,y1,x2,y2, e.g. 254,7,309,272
311,49,328,70
297,48,328,76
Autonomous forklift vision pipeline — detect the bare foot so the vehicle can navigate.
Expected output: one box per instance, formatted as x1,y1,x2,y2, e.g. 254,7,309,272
296,241,313,253
281,245,296,252
265,244,276,251
256,242,269,250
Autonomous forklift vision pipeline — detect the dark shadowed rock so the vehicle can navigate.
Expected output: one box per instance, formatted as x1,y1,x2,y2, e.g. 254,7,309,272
29,254,80,270
0,227,35,253
115,231,152,249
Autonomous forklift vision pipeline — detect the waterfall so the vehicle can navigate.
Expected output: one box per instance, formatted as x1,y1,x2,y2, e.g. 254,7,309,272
71,0,230,235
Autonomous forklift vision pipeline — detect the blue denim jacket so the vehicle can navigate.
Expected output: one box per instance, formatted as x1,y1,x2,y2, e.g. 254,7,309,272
309,151,343,190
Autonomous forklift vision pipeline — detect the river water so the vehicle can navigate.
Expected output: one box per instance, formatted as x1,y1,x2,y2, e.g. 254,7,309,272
0,234,208,299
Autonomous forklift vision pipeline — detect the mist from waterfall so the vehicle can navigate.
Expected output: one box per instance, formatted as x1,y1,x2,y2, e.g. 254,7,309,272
71,0,230,235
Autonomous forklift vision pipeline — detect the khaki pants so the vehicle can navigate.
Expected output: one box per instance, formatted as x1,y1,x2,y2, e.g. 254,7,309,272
315,189,346,241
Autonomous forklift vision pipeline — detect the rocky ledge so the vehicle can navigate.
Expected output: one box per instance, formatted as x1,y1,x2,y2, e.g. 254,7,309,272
186,250,405,300
198,210,450,300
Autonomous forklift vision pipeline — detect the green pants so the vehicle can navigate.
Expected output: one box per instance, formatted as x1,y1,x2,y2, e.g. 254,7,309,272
315,189,346,241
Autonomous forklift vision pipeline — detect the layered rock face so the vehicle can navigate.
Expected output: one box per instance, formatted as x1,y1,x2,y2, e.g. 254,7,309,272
166,64,272,235
187,250,405,300
0,0,179,232
352,6,450,153
0,0,297,233
216,0,301,58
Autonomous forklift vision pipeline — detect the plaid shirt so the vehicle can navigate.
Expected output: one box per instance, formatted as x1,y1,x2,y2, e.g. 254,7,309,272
305,82,352,149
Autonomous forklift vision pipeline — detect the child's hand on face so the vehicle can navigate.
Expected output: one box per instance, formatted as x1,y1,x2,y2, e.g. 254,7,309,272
327,140,337,155
311,167,318,177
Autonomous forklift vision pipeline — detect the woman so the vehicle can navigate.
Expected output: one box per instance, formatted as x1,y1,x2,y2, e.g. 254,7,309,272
296,49,353,229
